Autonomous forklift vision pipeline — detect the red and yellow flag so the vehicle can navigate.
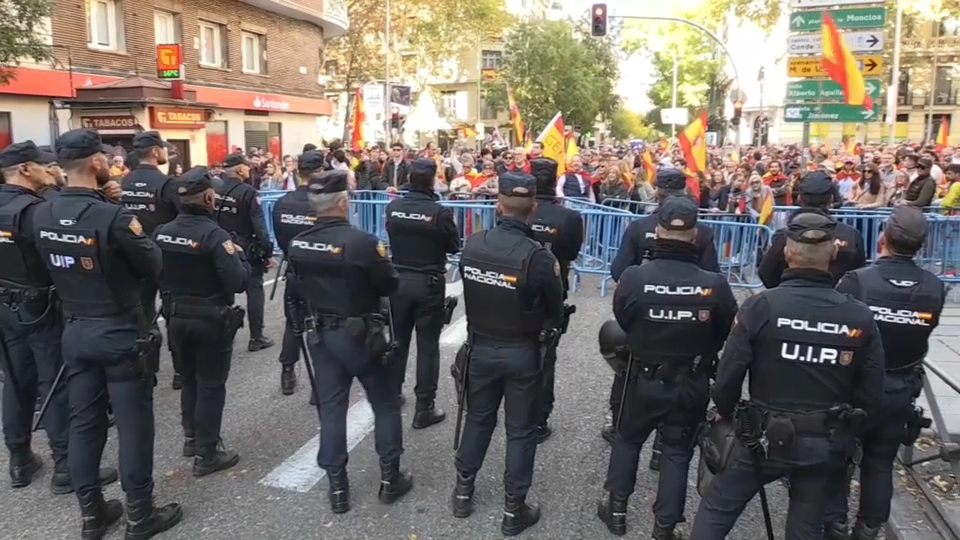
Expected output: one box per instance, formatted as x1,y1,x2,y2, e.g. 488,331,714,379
936,116,950,151
641,150,655,183
535,112,566,175
507,86,525,147
821,14,873,110
843,136,855,155
758,189,775,226
350,88,366,152
677,111,707,173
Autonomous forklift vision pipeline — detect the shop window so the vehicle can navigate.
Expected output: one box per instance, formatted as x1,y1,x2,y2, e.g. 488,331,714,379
199,21,227,68
154,10,179,45
242,32,266,74
0,113,11,149
89,0,124,51
206,121,228,166
244,121,281,156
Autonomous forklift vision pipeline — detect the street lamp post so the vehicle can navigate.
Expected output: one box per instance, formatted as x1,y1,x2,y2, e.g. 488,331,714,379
671,53,679,138
888,0,903,145
384,0,392,146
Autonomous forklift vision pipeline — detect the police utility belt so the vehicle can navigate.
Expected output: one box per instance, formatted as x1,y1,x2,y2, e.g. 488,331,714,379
0,278,50,307
635,355,709,385
306,310,396,367
164,293,245,334
740,402,866,455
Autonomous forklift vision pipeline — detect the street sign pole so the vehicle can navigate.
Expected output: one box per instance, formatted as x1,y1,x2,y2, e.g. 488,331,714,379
888,0,903,144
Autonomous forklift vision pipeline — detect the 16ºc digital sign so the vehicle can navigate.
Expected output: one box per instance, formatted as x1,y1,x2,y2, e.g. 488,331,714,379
156,44,183,80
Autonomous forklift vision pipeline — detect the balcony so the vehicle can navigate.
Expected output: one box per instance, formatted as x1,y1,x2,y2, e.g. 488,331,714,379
236,0,349,38
897,89,960,107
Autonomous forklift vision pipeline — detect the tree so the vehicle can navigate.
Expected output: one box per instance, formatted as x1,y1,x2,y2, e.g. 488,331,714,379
0,0,53,84
609,109,655,140
483,19,620,135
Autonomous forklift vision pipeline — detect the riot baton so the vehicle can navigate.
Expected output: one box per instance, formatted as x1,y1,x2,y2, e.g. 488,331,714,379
452,342,471,451
268,257,287,302
298,334,323,425
613,353,636,440
32,362,66,432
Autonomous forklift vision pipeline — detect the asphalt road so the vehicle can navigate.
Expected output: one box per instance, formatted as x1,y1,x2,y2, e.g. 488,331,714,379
0,274,904,539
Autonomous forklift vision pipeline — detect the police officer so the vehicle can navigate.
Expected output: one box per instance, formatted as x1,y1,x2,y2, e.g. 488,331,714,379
0,141,118,495
690,212,885,540
272,150,324,397
822,206,946,540
452,172,563,536
33,129,182,540
759,171,866,288
215,153,275,352
597,197,737,538
527,157,583,443
287,169,412,514
155,167,251,477
385,157,460,427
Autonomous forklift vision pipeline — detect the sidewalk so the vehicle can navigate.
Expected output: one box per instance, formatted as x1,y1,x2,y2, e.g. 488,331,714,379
918,305,960,438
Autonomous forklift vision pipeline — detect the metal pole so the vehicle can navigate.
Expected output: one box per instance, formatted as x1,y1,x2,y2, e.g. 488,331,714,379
671,53,678,138
888,0,903,145
384,0,392,146
926,48,939,143
758,67,765,146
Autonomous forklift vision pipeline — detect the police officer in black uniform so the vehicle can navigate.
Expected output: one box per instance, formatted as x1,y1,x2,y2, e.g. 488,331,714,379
527,157,583,443
597,197,737,538
155,167,251,477
690,211,885,540
287,169,412,514
33,129,182,540
0,141,119,495
385,157,460,427
452,172,564,536
822,206,947,540
272,150,324,396
215,153,275,352
759,171,866,288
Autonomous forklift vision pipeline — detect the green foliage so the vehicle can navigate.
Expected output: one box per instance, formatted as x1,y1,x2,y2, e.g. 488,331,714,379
483,18,620,134
0,0,53,84
609,109,654,140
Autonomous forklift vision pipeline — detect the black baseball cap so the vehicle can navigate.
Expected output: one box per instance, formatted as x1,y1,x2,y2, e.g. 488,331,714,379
298,150,326,174
176,166,222,196
223,154,252,168
498,172,536,197
786,212,836,244
884,206,928,251
308,169,349,194
132,131,174,151
655,168,687,190
798,172,834,195
657,196,698,231
55,129,107,161
0,141,56,168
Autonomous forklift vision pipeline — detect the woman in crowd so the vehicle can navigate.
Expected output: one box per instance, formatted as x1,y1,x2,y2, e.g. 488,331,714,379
849,163,887,209
259,160,285,190
472,159,499,197
887,169,911,206
598,167,629,203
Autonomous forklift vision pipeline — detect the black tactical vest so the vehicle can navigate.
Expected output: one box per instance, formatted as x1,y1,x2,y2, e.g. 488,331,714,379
273,189,316,256
751,291,872,411
461,231,543,340
120,169,175,235
215,178,253,240
155,222,227,304
34,199,141,317
288,226,381,317
0,190,51,289
385,196,445,273
830,222,866,282
853,262,943,370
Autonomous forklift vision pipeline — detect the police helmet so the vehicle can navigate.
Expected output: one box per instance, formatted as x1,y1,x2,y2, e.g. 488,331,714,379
598,320,630,373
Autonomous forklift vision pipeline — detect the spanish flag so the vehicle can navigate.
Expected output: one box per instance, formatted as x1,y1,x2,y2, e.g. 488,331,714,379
535,112,566,175
507,86,525,147
758,189,774,226
350,88,365,152
641,150,655,183
843,136,856,155
677,111,707,173
821,14,873,110
565,128,579,159
936,116,950,151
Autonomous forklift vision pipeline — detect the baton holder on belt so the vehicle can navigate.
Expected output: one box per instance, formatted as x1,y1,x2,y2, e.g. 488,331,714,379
287,296,323,425
735,402,775,540
453,335,473,451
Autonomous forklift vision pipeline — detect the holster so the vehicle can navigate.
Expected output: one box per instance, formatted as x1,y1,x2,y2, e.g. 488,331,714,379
538,328,561,372
136,329,162,382
248,238,271,262
224,305,246,336
451,341,471,403
442,296,458,326
903,405,932,446
363,313,396,367
560,303,577,335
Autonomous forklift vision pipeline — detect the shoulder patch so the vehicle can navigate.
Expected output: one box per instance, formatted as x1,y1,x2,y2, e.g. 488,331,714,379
222,240,236,255
376,241,387,258
128,216,143,236
554,260,561,277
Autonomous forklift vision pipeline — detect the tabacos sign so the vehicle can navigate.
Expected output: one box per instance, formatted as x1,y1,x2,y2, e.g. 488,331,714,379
252,95,291,111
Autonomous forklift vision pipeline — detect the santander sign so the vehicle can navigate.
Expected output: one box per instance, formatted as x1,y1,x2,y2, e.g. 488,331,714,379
252,95,291,111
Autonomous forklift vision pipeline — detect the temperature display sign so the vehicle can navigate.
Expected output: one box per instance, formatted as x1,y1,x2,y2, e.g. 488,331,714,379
156,44,183,80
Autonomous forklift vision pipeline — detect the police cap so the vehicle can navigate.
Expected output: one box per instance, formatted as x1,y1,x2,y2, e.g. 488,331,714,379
55,129,107,161
786,212,836,244
0,141,56,168
797,171,833,195
308,169,349,194
132,131,174,151
176,166,222,196
298,150,326,174
529,158,558,184
657,196,698,231
498,171,536,197
223,154,252,168
655,167,687,190
884,206,928,251
36,145,57,165
409,158,437,183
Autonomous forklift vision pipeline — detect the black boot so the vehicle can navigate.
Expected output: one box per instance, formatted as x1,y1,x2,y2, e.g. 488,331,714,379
193,448,240,477
596,492,628,536
281,365,297,396
78,490,123,540
327,468,350,514
450,472,475,518
652,519,684,540
852,521,881,540
9,450,42,488
51,459,119,495
412,400,446,429
248,336,275,352
825,521,851,540
601,423,616,445
124,497,183,540
182,436,195,458
537,423,553,444
502,493,541,536
649,433,663,472
377,459,413,504
171,373,182,390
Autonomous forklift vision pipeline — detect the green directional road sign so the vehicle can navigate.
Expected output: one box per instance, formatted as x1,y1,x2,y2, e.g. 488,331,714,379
785,79,882,102
789,8,886,32
783,103,880,123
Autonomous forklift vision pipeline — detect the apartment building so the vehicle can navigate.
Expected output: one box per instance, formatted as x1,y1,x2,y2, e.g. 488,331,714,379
0,0,348,165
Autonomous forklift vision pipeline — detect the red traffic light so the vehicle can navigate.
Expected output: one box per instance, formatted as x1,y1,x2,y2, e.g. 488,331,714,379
594,6,604,15
591,3,608,37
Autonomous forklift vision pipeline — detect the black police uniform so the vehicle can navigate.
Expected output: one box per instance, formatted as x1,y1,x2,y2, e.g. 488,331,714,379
214,153,273,349
759,172,866,288
120,132,179,325
823,207,946,540
154,167,251,477
385,157,460,427
286,170,411,514
598,197,738,538
527,157,583,441
453,172,564,536
272,150,324,396
33,129,182,539
690,212,885,540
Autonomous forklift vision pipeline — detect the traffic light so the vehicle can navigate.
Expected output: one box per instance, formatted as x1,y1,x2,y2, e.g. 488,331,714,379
731,99,743,126
591,4,607,37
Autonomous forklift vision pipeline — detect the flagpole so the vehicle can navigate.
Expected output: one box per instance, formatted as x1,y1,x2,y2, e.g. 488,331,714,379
384,0,392,146
671,54,678,139
926,48,939,143
887,0,903,144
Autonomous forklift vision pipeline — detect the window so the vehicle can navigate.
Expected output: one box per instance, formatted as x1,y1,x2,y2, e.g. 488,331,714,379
0,113,11,149
89,0,122,50
480,50,503,70
440,91,457,117
154,10,178,45
199,21,226,68
242,32,266,74
480,94,499,120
